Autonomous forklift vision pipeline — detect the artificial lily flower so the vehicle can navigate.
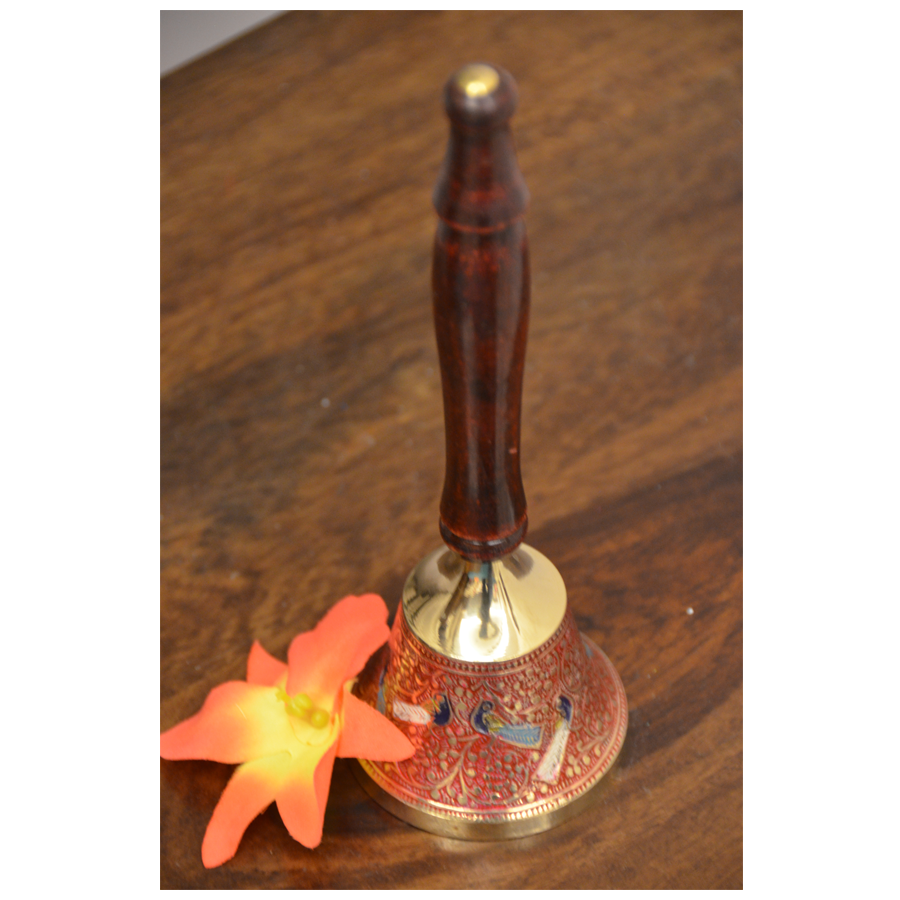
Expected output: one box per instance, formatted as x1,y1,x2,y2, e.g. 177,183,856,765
160,594,414,867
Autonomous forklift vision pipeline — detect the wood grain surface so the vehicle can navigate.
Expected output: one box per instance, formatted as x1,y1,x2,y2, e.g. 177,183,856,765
161,10,742,889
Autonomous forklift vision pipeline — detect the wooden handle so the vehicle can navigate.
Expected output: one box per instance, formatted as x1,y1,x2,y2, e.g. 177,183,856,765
432,64,530,561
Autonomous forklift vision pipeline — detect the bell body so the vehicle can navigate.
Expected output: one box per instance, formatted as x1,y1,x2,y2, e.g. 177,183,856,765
354,544,628,838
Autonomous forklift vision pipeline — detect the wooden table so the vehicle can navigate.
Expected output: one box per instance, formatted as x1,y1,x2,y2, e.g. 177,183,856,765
161,10,742,889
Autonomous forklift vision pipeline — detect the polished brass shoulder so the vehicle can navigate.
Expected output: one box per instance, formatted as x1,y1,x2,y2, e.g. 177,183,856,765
402,543,567,662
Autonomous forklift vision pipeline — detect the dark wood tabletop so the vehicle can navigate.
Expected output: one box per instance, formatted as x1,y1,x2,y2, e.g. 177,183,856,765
161,10,742,889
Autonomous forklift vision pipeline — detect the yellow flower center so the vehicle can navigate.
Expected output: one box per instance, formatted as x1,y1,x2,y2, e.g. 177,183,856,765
276,688,331,729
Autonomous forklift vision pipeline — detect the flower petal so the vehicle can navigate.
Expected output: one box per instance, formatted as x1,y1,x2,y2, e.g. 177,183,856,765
247,640,288,686
275,740,338,849
337,689,416,761
160,682,296,764
286,594,390,704
201,753,291,868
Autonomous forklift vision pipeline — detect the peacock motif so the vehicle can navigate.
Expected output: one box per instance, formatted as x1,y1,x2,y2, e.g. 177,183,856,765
375,665,387,714
534,695,573,783
470,699,543,748
392,692,452,726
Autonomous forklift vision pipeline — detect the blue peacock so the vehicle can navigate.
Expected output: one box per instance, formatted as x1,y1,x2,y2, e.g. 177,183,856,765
470,699,543,748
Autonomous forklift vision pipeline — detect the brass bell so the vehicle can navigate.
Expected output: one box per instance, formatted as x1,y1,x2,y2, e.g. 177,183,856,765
352,63,627,838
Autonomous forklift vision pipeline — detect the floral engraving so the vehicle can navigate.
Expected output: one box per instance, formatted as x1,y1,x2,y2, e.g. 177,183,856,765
357,608,628,821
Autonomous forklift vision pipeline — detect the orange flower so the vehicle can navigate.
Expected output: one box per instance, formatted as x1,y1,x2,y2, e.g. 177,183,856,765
160,594,413,867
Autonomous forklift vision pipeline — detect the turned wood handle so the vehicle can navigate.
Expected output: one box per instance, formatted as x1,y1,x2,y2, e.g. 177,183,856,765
432,64,530,561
